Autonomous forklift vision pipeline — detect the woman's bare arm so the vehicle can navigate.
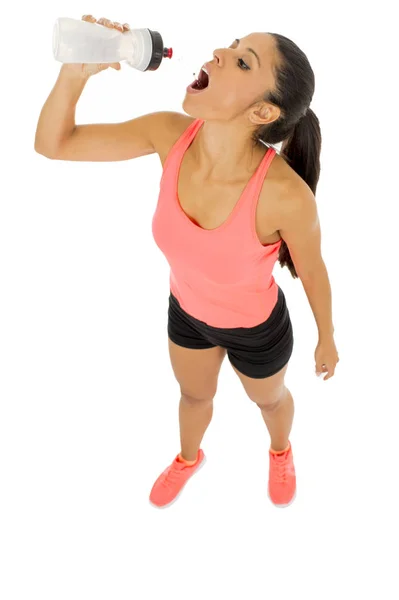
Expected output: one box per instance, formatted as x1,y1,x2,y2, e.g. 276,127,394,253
34,65,181,162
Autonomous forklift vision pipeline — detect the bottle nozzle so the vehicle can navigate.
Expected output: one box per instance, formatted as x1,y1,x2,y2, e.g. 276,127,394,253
163,47,173,59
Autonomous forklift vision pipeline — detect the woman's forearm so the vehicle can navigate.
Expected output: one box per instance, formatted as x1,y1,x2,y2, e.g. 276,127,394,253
34,66,89,157
300,261,335,339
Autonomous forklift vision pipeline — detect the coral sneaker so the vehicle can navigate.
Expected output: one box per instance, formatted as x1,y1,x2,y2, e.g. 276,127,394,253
268,441,296,507
149,449,206,508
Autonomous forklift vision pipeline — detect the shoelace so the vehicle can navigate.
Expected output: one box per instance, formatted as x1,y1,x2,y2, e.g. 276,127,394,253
271,453,291,484
161,464,185,487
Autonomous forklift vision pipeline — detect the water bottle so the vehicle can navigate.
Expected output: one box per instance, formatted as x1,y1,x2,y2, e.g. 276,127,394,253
52,17,173,71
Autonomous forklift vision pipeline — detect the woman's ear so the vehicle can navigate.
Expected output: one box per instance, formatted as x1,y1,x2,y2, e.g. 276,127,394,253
249,103,280,126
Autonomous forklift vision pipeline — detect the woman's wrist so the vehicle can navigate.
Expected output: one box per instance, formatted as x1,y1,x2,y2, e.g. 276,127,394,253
60,64,91,83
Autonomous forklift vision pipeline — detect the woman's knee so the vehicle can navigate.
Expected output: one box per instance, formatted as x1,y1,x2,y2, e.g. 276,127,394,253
253,385,289,412
180,388,217,405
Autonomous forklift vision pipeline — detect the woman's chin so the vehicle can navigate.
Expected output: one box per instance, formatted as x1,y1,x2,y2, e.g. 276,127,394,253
182,94,201,114
182,100,207,120
183,86,212,114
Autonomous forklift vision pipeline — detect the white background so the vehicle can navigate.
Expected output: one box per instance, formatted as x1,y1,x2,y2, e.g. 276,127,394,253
1,0,398,598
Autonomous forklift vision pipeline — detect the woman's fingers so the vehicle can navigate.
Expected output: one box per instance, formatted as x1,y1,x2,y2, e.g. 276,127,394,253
82,14,97,23
97,17,114,28
81,15,129,32
112,21,125,32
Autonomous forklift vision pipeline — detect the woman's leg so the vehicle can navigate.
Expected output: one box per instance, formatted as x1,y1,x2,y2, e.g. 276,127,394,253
168,339,227,461
229,361,294,452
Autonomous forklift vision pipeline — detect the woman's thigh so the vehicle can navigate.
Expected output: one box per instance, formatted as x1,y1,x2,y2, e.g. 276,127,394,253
168,338,227,400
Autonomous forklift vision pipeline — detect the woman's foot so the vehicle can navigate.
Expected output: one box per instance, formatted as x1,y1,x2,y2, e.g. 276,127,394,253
268,441,296,507
149,449,206,508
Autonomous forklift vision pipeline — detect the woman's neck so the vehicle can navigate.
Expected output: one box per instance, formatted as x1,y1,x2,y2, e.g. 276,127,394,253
191,118,265,181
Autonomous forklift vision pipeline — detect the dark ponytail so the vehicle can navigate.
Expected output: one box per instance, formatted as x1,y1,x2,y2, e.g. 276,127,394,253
252,33,322,279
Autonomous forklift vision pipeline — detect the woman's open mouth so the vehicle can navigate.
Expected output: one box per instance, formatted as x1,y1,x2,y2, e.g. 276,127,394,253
187,66,210,93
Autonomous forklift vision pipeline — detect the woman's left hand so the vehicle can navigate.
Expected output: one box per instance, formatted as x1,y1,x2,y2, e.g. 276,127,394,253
315,337,339,380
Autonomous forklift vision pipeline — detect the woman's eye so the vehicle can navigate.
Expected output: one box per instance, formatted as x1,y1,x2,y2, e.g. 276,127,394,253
237,58,250,70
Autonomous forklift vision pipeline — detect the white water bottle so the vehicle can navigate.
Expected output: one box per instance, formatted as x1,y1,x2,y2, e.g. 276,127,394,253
52,17,173,71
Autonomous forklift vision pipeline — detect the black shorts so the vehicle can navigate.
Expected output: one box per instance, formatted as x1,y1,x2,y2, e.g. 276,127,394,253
167,286,294,379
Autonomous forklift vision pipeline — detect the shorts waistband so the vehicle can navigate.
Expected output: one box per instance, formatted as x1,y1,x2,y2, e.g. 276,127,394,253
169,286,286,332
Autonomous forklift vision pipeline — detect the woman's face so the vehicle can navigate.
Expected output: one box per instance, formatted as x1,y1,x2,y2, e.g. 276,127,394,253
182,32,279,122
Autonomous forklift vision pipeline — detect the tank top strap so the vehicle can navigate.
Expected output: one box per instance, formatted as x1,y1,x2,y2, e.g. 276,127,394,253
161,118,204,179
251,146,277,189
242,145,276,207
227,145,277,239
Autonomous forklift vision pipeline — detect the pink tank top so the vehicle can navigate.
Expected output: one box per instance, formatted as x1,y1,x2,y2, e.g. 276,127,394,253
151,118,282,328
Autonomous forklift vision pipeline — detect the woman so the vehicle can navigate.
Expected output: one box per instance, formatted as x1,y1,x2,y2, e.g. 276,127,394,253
35,16,339,509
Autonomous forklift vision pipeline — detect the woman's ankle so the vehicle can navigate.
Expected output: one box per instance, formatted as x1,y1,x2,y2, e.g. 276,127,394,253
177,452,198,465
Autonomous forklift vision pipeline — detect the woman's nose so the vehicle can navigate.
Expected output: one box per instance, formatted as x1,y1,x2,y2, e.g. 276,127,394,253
212,50,223,65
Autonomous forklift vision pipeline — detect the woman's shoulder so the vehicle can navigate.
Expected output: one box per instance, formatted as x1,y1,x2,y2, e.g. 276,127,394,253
268,149,309,195
258,149,311,221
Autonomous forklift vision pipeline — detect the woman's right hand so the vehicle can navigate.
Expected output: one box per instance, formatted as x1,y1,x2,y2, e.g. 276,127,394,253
61,15,131,79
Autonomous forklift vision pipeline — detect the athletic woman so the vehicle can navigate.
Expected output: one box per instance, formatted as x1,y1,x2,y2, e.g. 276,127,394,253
35,16,339,509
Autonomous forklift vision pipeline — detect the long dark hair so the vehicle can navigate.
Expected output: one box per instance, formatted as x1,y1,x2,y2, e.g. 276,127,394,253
252,33,321,279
